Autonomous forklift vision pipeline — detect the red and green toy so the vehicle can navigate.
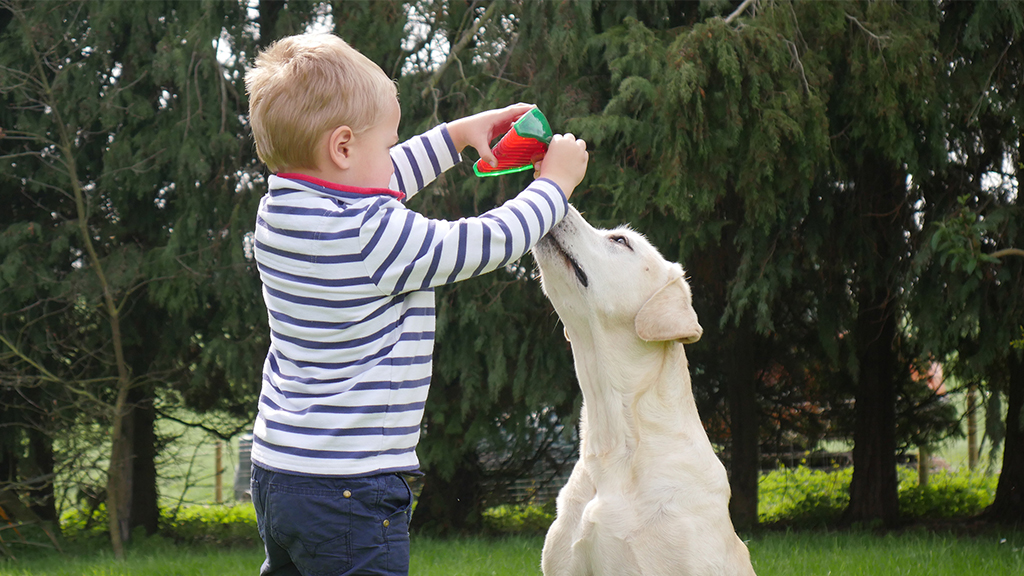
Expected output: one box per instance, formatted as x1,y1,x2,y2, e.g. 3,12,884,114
474,108,553,177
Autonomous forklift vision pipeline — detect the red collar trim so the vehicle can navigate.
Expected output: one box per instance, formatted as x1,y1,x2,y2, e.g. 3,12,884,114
276,173,406,202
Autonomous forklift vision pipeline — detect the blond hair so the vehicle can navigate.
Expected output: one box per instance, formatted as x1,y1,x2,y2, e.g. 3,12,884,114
245,34,397,172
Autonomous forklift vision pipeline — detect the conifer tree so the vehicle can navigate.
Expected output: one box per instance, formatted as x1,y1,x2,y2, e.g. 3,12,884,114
0,0,265,555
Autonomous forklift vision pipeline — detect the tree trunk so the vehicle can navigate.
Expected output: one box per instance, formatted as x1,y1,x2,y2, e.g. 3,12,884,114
843,285,901,527
727,329,761,530
967,385,979,470
986,351,1024,523
129,386,159,535
410,451,484,536
26,428,57,524
841,152,905,528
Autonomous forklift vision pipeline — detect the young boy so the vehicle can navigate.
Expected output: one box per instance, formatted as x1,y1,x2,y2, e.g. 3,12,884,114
244,33,588,576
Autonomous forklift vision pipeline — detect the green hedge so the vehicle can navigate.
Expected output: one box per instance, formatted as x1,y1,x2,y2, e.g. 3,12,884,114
759,465,997,527
52,466,999,541
60,502,259,546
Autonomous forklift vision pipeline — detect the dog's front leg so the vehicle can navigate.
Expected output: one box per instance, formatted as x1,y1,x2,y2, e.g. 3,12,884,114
542,463,595,575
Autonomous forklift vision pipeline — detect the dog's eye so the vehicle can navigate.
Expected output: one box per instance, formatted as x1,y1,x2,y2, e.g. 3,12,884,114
609,235,631,249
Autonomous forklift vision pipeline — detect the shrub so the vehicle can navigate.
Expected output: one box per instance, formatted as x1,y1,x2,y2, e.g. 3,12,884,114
159,503,259,546
759,466,852,526
898,469,998,519
758,465,998,526
482,503,555,534
57,502,259,546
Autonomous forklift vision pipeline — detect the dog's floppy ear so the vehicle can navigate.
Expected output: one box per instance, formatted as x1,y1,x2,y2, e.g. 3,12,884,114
635,277,702,344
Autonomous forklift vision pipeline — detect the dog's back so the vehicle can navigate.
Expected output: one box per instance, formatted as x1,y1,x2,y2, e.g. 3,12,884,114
534,208,756,576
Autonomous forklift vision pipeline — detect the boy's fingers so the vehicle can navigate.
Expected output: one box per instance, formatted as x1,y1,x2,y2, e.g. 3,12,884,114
481,149,498,167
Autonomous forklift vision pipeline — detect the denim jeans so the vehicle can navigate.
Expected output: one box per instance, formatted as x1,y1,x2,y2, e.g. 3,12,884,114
251,465,413,576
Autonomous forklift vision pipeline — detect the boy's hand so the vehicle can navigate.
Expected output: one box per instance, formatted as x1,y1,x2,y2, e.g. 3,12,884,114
447,103,537,167
533,134,588,199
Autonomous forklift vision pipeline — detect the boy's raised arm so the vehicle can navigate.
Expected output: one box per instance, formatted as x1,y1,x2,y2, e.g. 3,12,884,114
389,103,538,199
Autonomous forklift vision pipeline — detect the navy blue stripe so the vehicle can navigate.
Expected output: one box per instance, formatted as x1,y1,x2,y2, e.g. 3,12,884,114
383,354,433,367
394,220,436,293
360,197,384,226
440,125,459,164
507,204,532,252
270,345,392,373
402,146,424,190
264,419,421,438
272,346,432,371
272,321,434,350
261,373,430,397
258,262,372,288
420,236,447,290
372,211,416,285
271,317,395,350
267,300,425,332
392,158,407,194
255,239,362,265
267,188,305,197
535,178,565,200
471,225,491,277
264,285,380,309
445,221,469,284
361,205,393,258
264,204,337,217
520,195,547,233
261,395,425,415
257,216,360,241
481,213,515,267
350,376,432,392
266,353,365,386
419,134,441,177
253,435,416,460
536,187,558,226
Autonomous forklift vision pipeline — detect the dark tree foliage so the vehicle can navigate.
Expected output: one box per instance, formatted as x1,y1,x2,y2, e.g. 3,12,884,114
1,0,1022,548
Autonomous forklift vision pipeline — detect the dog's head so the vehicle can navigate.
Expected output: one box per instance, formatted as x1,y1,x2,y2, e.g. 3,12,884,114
533,206,702,345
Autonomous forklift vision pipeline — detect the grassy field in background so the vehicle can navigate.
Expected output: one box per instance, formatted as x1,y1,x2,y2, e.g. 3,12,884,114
2,529,1023,576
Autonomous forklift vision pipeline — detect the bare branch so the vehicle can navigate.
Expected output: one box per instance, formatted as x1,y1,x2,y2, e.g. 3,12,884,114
421,0,503,98
990,248,1024,260
0,334,65,384
846,14,889,46
724,0,757,25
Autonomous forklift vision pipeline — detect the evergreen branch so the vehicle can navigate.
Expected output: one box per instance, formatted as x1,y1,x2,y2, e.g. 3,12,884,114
724,0,757,25
23,176,74,200
420,0,503,98
93,149,166,182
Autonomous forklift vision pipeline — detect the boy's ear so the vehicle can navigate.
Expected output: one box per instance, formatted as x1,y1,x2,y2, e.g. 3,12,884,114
326,125,355,170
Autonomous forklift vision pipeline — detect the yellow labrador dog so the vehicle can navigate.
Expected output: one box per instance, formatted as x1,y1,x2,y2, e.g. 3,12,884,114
533,207,755,576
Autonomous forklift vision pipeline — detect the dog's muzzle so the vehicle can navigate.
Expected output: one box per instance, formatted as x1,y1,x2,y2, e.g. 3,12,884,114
539,234,589,288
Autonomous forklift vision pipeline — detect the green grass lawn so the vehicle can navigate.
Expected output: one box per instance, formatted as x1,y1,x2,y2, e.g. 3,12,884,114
2,529,1023,576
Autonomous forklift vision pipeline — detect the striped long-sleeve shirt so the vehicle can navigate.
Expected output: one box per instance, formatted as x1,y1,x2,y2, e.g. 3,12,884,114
251,124,569,476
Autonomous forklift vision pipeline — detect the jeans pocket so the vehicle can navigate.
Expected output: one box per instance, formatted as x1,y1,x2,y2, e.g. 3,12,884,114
269,485,353,576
